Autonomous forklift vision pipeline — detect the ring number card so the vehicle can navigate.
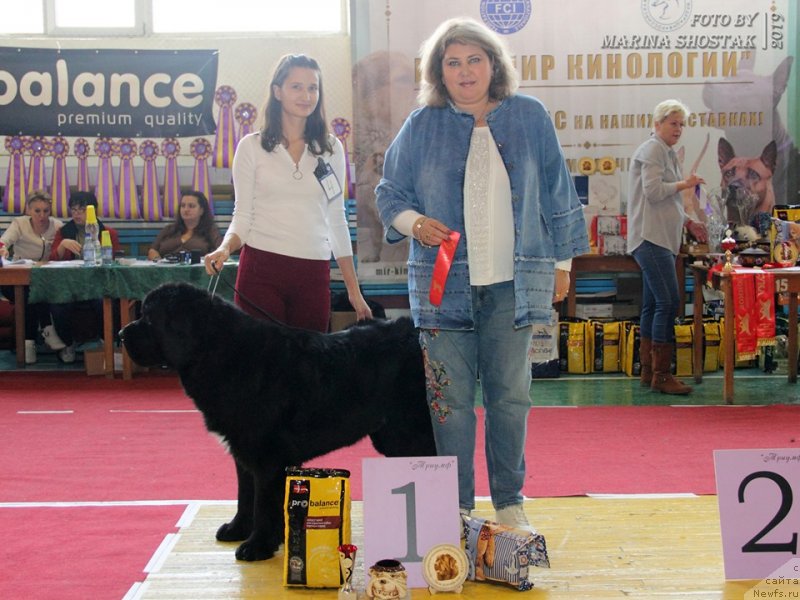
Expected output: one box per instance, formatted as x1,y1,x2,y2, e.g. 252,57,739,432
715,449,800,580
363,456,460,588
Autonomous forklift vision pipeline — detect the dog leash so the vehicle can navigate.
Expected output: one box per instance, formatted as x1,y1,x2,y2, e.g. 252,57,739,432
206,263,292,328
207,272,222,298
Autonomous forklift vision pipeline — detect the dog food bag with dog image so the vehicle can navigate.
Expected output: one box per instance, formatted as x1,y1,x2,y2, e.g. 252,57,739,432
284,467,351,588
463,516,550,591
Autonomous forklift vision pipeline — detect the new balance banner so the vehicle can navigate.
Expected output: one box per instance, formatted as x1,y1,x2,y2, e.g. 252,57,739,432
0,47,218,138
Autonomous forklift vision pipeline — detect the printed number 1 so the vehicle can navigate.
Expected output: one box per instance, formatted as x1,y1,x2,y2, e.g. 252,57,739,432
739,471,798,554
391,481,423,562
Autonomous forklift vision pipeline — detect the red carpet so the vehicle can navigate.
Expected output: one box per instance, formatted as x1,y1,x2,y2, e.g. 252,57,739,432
2,372,799,600
0,505,183,600
2,372,799,501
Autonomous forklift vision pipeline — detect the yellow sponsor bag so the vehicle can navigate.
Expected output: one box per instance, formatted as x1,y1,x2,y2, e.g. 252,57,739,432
558,319,592,374
591,320,624,373
284,467,351,587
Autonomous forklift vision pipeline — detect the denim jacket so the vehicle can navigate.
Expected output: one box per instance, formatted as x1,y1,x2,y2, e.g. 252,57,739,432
376,94,590,330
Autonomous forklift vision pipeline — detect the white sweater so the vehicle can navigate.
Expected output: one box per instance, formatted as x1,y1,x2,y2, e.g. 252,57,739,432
227,132,352,260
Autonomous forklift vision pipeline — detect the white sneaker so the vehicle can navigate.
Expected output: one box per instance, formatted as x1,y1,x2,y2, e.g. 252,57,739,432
58,344,76,364
495,503,537,533
42,325,66,350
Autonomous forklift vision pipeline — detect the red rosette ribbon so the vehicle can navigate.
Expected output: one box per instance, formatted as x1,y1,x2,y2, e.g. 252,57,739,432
191,137,214,211
3,136,27,213
213,85,237,168
161,137,181,217
138,140,161,221
50,136,71,217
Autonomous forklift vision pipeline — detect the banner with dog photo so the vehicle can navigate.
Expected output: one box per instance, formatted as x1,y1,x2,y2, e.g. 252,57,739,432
351,0,797,281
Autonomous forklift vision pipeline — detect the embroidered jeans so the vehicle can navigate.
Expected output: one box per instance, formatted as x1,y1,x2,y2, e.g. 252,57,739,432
420,281,533,511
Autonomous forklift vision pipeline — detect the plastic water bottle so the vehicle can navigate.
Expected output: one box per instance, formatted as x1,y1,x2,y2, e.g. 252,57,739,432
83,205,101,266
100,230,114,265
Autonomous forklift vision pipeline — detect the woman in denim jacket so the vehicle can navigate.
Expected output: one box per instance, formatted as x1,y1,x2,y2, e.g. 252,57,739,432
376,17,589,530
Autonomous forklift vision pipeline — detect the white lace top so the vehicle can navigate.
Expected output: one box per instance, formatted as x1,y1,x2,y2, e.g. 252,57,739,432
463,126,514,285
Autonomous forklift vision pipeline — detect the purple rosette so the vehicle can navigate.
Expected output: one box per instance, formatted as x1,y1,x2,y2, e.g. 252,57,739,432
161,137,181,217
213,85,237,169
94,137,119,218
26,135,49,193
191,137,214,211
139,140,161,221
50,136,71,217
117,138,140,219
3,136,27,213
235,102,257,140
74,137,91,191
331,118,354,200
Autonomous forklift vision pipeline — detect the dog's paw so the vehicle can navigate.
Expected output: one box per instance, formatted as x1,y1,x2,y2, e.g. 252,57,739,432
216,517,252,542
235,537,279,562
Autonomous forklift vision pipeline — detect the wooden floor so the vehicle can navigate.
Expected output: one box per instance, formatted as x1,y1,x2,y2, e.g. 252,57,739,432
129,496,759,599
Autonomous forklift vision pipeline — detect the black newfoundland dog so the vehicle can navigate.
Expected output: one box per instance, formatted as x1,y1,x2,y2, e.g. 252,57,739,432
120,282,436,561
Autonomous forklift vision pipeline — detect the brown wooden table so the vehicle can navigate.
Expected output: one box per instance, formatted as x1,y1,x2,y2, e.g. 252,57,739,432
566,254,686,317
0,266,31,368
690,265,799,404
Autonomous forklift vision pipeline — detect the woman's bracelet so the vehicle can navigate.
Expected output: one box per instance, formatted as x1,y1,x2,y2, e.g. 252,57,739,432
413,216,427,241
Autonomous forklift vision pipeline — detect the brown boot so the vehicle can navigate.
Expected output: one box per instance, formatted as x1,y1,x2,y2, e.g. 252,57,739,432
651,342,692,395
639,337,652,387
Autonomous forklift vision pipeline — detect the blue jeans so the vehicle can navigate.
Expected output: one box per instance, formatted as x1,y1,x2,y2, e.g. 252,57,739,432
631,241,680,343
420,281,533,511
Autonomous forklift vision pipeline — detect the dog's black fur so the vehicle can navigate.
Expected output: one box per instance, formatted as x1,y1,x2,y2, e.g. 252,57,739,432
120,282,436,561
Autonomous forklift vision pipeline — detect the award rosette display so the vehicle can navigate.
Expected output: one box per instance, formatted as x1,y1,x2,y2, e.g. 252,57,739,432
94,137,119,218
4,135,27,213
26,135,49,193
161,137,181,217
331,117,354,199
235,102,257,141
213,85,237,169
190,137,214,211
117,138,140,219
138,140,161,221
50,136,71,217
74,137,91,192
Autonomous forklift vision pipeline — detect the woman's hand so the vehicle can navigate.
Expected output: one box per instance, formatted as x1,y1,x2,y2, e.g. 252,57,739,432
413,216,450,247
349,293,373,322
204,246,230,275
553,269,570,304
685,220,709,243
59,239,82,257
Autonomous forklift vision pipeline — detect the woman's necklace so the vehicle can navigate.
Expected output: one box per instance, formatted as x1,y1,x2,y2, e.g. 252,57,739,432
283,136,304,180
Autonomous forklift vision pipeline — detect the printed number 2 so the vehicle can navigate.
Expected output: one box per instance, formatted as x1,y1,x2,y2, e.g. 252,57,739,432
738,471,798,554
391,481,423,562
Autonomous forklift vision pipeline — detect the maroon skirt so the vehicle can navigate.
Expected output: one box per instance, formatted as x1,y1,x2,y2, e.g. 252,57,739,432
234,245,331,332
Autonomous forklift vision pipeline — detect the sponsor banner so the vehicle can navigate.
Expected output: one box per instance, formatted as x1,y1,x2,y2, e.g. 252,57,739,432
0,47,218,138
351,0,794,282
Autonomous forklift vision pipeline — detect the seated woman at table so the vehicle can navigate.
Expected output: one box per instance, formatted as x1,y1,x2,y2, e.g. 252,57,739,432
46,191,122,363
0,190,62,363
147,191,222,261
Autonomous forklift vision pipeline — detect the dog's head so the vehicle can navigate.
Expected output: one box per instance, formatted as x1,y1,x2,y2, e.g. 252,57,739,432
120,282,220,370
718,138,777,215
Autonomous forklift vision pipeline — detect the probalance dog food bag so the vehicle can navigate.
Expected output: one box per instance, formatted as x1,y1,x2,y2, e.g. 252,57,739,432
283,467,351,587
